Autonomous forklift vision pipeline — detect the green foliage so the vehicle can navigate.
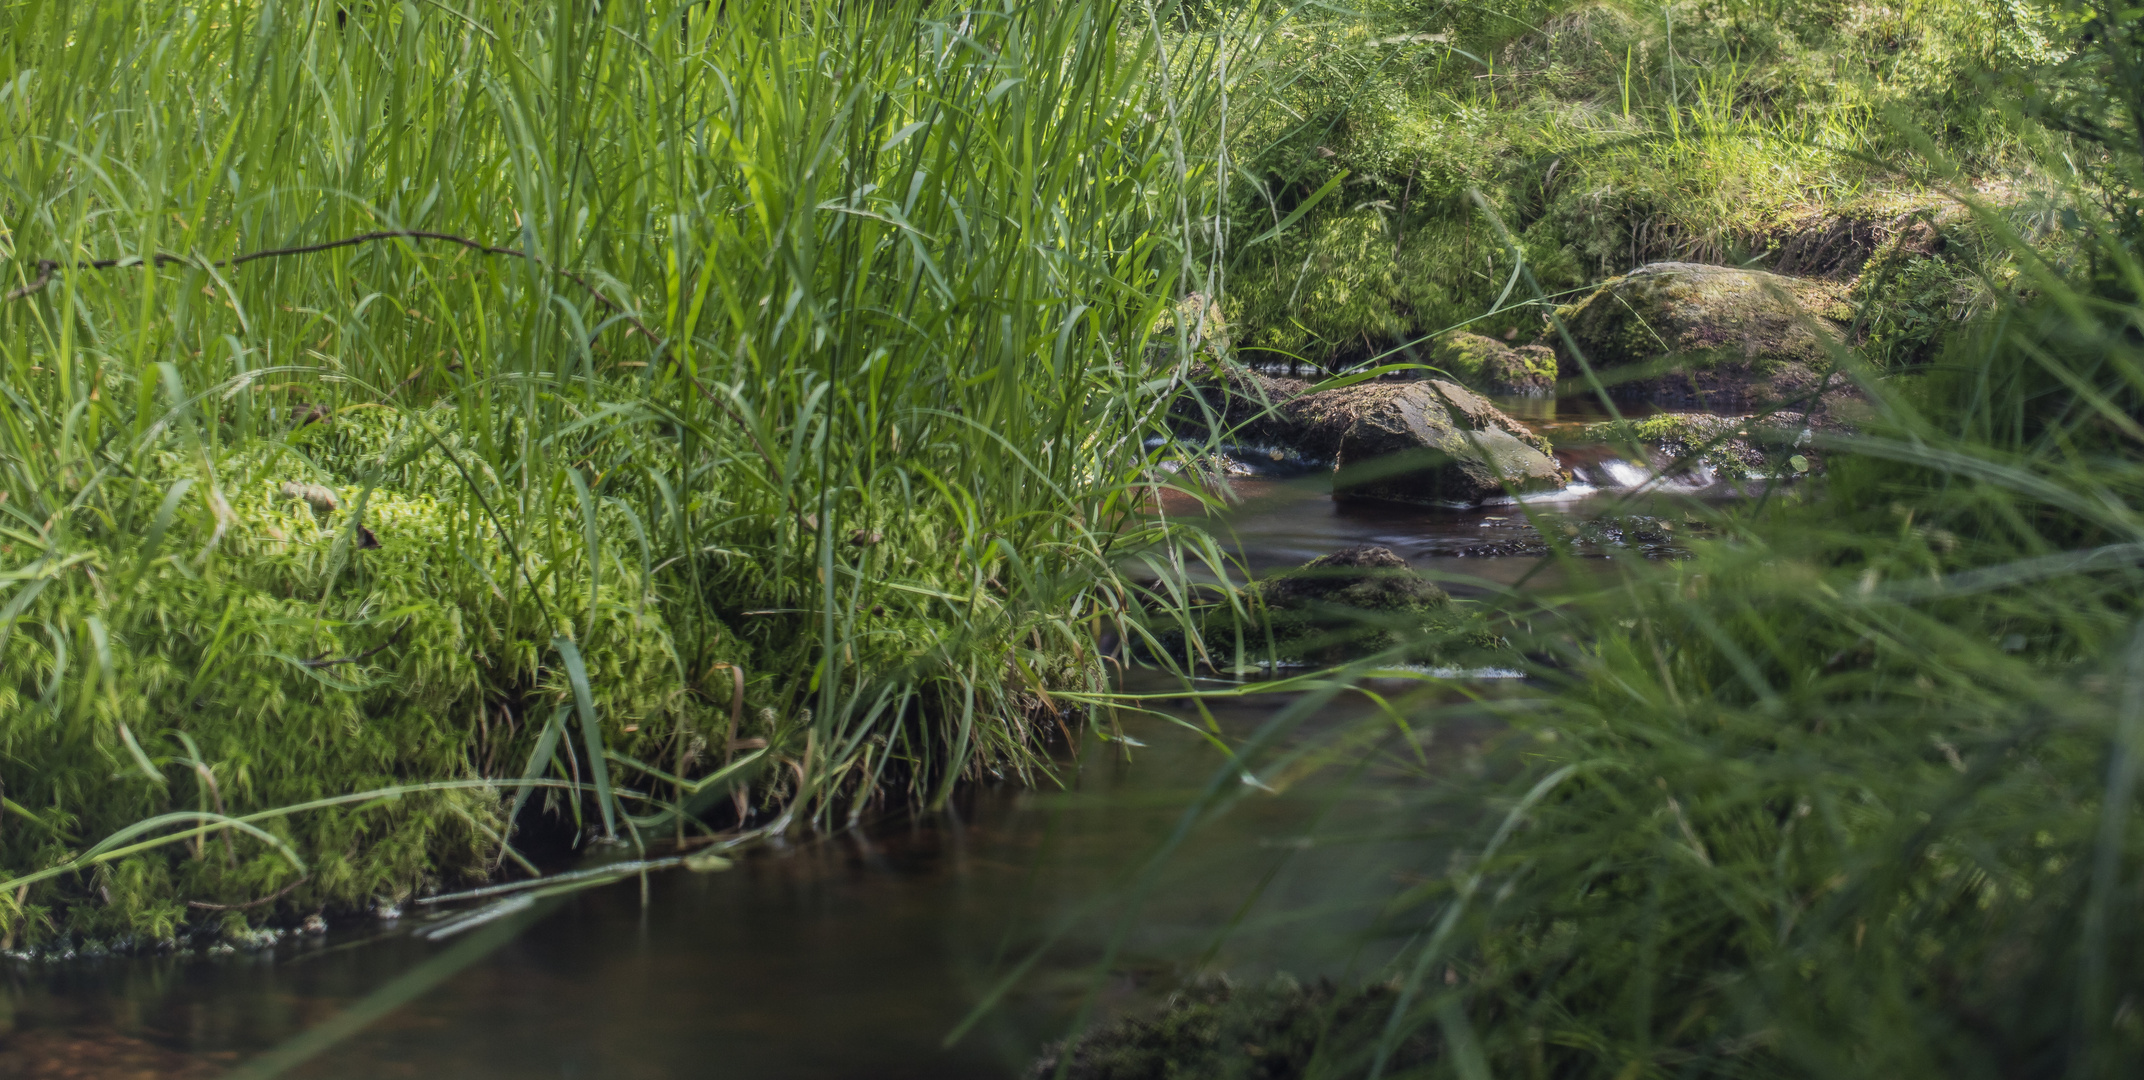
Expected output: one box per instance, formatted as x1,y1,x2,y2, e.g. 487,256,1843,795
999,14,2144,1080
1853,252,1991,366
1032,977,1436,1079
1217,0,2068,365
0,0,1241,939
1108,7,2144,1073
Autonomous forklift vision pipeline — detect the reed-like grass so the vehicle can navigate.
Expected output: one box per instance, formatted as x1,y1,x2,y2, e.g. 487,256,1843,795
1029,6,2144,1075
0,0,1255,941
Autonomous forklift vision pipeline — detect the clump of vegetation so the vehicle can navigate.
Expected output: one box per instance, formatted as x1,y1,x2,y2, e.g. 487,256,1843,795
0,0,1240,941
1193,545,1498,668
1031,976,1434,1080
1425,331,1557,395
1216,0,2062,366
1084,3,2144,1074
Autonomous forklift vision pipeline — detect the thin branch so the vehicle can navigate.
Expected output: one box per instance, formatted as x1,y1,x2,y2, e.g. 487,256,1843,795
186,875,307,911
5,230,657,340
300,620,409,669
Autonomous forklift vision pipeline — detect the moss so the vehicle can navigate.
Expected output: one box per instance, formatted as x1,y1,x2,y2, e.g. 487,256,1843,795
1197,546,1502,667
0,411,732,944
1427,331,1557,395
1217,0,2055,367
1029,976,1437,1080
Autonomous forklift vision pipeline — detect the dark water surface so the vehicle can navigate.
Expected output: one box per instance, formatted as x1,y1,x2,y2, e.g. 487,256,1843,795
2,429,1704,1079
2,679,1474,1080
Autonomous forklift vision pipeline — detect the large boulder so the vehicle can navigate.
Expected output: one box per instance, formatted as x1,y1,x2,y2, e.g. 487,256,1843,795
1556,262,1853,407
1323,379,1565,505
1175,365,1566,506
1427,330,1557,395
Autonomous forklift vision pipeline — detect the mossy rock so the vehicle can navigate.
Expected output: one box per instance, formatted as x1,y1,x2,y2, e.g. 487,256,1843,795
1556,262,1850,407
1174,366,1566,506
1427,331,1557,396
1580,414,1779,481
1029,975,1436,1080
0,410,732,946
1329,380,1565,506
1199,546,1498,666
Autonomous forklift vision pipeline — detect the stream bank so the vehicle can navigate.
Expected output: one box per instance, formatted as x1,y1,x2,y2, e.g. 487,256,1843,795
1,602,1510,1079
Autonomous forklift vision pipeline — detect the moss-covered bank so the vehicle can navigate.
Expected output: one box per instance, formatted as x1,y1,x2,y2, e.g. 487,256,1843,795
1217,0,2053,368
0,0,1221,944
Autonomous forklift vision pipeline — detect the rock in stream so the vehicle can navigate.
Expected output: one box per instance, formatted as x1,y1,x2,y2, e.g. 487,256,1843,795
1426,330,1557,396
1555,261,1853,407
1192,545,1502,667
1176,364,1567,506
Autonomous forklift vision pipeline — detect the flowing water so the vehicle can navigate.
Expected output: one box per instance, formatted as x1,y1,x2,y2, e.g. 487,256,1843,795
0,677,1485,1080
0,398,1736,1079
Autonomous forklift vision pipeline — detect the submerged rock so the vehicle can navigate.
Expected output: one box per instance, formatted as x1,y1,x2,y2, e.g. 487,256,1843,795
1427,330,1557,395
1199,545,1499,666
1029,975,1435,1080
1177,365,1566,506
1262,545,1448,611
1556,262,1853,407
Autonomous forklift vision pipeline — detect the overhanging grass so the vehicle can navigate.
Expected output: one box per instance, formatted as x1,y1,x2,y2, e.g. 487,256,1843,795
0,0,1251,942
1026,8,2144,1072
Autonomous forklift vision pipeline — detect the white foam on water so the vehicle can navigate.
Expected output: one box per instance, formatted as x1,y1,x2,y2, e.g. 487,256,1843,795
1580,457,1719,495
1483,482,1599,506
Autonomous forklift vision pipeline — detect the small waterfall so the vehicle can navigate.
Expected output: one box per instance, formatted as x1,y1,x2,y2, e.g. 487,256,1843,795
1584,456,1720,493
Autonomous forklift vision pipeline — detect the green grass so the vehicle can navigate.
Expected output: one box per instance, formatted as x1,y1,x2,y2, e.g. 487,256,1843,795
1029,5,2144,1075
0,0,1254,942
1212,0,2069,367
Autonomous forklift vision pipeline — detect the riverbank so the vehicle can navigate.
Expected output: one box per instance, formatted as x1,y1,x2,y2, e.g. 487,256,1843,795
13,1,2143,1073
0,0,1230,944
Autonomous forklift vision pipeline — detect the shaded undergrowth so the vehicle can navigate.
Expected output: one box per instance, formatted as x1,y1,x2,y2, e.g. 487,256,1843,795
1019,5,2144,1076
1216,0,2070,369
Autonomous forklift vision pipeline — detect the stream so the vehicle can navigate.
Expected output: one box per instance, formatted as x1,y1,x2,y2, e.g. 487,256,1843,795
0,396,1728,1080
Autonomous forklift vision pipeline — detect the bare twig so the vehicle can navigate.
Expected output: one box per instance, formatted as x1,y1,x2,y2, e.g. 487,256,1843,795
4,262,54,301
300,619,409,669
186,875,307,911
6,230,657,341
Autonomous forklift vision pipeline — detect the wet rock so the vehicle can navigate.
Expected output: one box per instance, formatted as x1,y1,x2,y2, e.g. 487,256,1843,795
1427,330,1557,395
1200,546,1497,666
1263,545,1450,612
1556,262,1854,407
1329,380,1566,505
1578,412,1824,482
1177,365,1566,506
